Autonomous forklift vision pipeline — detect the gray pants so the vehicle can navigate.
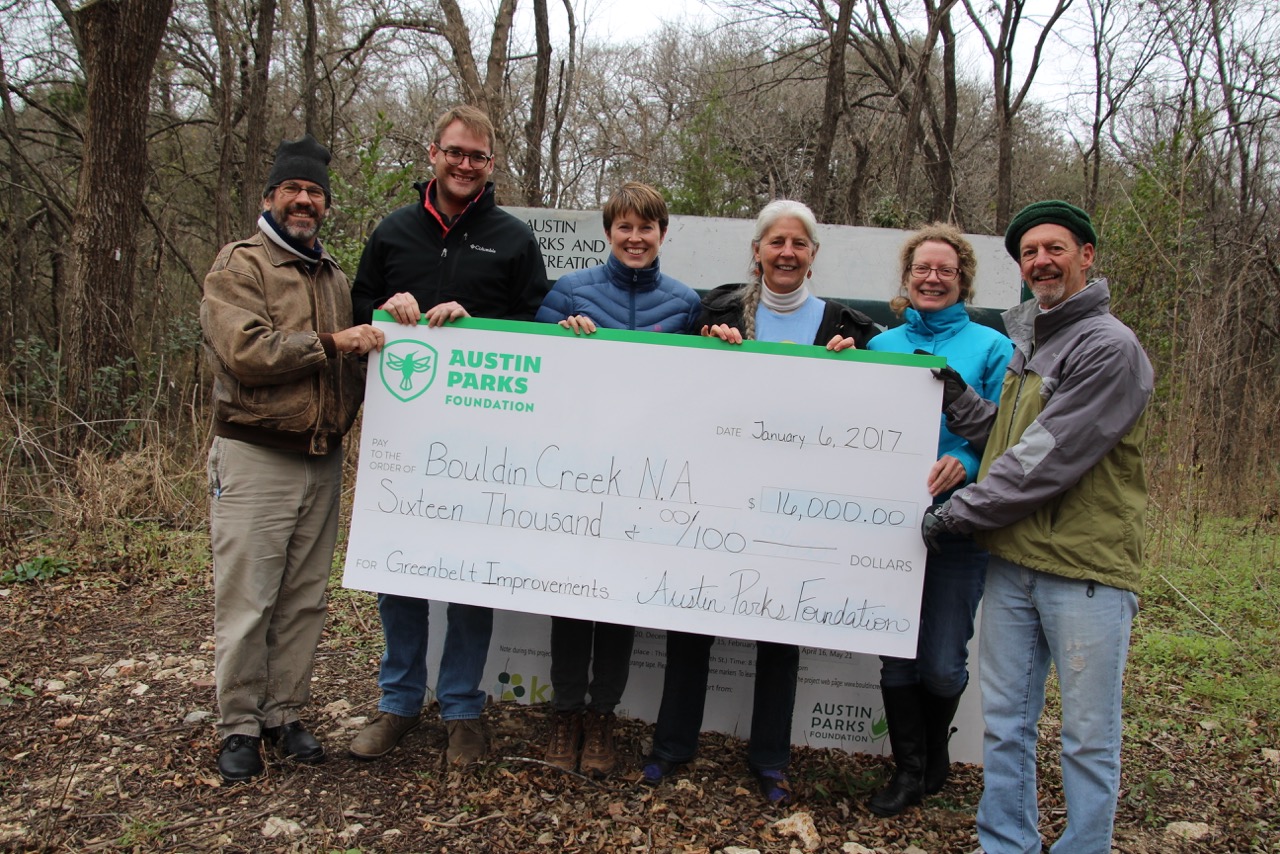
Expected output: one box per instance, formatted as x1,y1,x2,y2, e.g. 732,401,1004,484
208,437,341,738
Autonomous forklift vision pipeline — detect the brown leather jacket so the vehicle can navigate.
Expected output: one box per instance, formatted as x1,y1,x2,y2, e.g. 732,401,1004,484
200,228,364,455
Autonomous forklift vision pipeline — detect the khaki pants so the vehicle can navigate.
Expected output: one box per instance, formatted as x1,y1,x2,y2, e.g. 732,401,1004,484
208,437,341,738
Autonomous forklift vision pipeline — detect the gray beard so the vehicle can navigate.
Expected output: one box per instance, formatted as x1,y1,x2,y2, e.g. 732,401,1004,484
1030,280,1065,308
282,219,319,242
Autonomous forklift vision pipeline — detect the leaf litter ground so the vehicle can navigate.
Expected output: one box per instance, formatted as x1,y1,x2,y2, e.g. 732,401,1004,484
0,558,1276,853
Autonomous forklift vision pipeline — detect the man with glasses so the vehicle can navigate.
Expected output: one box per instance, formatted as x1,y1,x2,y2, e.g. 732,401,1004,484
201,135,384,782
349,104,547,766
921,200,1153,853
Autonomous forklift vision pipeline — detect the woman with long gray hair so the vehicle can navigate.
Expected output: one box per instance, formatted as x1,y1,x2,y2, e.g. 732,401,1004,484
641,199,878,805
697,199,878,348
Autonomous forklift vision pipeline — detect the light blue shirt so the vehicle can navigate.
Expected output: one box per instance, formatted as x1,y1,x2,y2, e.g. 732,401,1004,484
754,296,826,345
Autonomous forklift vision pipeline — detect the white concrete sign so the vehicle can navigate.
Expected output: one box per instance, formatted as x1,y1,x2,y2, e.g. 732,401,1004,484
504,205,1023,311
414,610,983,764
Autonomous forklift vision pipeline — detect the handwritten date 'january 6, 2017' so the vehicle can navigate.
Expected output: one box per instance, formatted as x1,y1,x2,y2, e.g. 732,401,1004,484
714,420,905,453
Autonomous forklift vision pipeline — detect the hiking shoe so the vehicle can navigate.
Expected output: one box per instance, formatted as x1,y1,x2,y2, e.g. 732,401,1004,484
217,734,263,782
349,711,421,760
445,718,487,765
641,756,678,786
263,721,325,764
579,709,618,778
544,709,582,771
754,768,792,805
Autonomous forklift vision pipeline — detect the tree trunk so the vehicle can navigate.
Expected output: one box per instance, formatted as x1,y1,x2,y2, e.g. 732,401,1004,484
61,0,173,433
925,1,960,223
437,0,518,124
239,0,277,230
302,0,319,137
963,0,1073,229
437,0,518,193
844,139,872,224
546,0,576,208
809,0,853,220
205,0,235,248
994,98,1015,229
521,0,552,206
0,43,33,351
891,0,957,213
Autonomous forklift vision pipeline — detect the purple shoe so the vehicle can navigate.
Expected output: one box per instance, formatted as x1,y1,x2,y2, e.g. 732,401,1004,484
641,757,678,786
755,768,792,805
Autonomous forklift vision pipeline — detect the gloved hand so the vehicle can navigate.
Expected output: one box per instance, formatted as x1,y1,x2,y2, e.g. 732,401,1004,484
914,351,970,410
920,502,953,554
932,365,968,409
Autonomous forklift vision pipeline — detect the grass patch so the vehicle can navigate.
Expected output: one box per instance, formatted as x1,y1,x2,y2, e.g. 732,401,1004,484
1128,512,1280,734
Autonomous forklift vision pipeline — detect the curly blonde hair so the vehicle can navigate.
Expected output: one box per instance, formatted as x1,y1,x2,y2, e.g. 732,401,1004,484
891,222,978,316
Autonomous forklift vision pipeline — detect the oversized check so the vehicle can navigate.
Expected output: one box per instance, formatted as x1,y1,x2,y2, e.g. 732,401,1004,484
343,315,945,657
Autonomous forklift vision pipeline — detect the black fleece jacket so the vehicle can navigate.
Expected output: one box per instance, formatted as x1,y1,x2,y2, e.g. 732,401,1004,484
352,180,548,324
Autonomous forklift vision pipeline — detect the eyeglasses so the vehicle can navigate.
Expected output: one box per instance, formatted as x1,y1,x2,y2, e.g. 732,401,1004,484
909,264,960,281
277,182,326,200
436,146,493,167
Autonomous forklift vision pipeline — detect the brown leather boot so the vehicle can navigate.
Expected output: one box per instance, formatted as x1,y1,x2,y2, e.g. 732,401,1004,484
579,709,618,778
544,709,582,771
349,711,421,760
445,718,487,765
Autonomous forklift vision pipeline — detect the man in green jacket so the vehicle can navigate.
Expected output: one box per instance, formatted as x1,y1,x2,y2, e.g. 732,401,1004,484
201,135,384,782
922,200,1153,854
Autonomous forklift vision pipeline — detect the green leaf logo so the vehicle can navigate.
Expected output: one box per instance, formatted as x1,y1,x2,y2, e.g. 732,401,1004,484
380,340,438,402
871,712,890,740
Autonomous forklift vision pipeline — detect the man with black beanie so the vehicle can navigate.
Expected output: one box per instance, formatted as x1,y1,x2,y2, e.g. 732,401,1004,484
200,134,384,782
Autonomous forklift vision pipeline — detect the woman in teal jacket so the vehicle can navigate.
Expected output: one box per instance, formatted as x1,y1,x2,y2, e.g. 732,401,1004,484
863,223,1013,816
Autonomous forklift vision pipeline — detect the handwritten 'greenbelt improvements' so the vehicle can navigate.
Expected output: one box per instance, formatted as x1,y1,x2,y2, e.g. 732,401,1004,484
443,347,541,412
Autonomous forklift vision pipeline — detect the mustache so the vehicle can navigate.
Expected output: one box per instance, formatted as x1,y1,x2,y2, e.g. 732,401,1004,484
286,202,317,216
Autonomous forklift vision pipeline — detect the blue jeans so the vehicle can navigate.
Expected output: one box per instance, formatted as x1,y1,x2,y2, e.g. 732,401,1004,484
651,631,798,771
880,533,987,696
976,556,1138,854
375,594,493,720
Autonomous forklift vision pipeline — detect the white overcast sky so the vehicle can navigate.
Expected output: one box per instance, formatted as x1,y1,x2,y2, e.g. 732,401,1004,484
511,0,1082,110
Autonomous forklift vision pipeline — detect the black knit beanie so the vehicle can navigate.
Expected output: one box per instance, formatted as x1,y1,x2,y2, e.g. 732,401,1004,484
264,134,331,203
1004,200,1097,259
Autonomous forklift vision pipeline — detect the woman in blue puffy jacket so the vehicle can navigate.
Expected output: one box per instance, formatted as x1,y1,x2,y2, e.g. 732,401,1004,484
534,182,700,778
863,223,1013,816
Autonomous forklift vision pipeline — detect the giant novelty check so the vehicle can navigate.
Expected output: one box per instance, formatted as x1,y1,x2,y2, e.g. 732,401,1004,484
343,316,944,657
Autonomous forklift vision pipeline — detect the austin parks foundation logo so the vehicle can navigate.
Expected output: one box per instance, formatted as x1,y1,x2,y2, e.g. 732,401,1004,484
379,340,439,402
495,670,551,703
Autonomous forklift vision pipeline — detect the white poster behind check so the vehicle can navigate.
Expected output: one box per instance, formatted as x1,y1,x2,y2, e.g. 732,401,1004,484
345,318,941,656
413,611,983,764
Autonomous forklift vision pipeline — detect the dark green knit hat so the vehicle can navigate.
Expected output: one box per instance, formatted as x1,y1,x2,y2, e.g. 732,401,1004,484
1004,200,1097,259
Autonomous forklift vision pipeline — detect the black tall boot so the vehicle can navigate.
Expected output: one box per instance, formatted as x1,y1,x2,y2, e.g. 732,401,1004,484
867,684,926,817
922,688,964,794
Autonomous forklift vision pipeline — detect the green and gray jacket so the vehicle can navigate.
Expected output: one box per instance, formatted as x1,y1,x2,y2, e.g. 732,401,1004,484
941,279,1153,593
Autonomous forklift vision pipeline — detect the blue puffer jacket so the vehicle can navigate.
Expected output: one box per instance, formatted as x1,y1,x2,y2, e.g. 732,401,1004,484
867,302,1013,490
535,254,700,333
